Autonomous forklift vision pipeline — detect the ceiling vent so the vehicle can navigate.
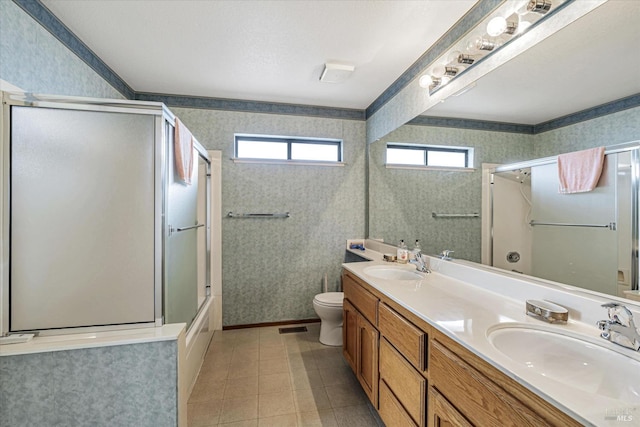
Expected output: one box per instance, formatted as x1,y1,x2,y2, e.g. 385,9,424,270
319,62,355,83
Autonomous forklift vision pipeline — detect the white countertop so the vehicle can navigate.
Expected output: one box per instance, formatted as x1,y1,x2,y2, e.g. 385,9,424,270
0,323,185,356
343,245,640,427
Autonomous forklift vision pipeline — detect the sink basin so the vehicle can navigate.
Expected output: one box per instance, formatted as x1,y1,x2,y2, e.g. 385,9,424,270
362,266,423,281
487,324,640,402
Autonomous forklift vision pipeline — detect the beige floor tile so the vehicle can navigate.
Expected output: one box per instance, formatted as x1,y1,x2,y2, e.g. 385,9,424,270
260,345,287,360
259,372,292,395
284,340,311,354
189,378,226,403
292,388,331,413
297,409,338,427
258,390,296,418
260,336,285,346
325,382,367,408
319,364,355,387
259,357,289,375
228,359,259,379
232,348,260,364
224,376,259,399
332,405,378,427
198,364,230,383
258,413,298,427
234,341,260,352
218,420,258,427
219,396,259,424
287,353,317,372
201,352,234,370
290,369,324,390
187,399,223,427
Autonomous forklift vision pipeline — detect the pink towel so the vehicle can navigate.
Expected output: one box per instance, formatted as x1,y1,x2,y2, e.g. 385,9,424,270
557,146,605,194
174,118,193,185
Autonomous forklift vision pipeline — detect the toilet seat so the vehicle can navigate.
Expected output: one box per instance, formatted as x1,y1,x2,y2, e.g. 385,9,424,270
313,292,344,307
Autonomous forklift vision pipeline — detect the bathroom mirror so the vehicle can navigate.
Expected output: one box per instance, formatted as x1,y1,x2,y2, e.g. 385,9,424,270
367,1,640,300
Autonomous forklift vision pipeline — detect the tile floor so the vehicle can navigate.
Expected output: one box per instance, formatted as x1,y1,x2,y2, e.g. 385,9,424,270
188,323,384,427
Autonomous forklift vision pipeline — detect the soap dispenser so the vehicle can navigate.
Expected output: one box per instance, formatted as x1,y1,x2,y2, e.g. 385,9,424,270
397,240,408,264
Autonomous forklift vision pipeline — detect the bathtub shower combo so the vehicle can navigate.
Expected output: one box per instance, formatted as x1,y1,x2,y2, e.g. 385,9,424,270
1,92,214,339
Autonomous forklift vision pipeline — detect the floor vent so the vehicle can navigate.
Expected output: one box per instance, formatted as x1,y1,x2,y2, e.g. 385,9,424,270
278,326,308,334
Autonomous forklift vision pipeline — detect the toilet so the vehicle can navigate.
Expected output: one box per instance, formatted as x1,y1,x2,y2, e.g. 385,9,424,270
312,292,344,346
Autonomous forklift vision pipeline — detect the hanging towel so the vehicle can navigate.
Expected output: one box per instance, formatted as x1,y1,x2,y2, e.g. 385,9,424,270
174,118,193,185
557,146,605,194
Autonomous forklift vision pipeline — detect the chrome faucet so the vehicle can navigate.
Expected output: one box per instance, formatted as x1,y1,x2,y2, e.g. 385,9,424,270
596,302,640,351
412,248,430,273
440,249,454,260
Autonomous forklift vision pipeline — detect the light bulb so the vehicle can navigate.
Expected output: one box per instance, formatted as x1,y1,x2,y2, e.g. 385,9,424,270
487,17,507,37
447,50,462,64
418,75,433,88
432,65,446,78
440,76,451,86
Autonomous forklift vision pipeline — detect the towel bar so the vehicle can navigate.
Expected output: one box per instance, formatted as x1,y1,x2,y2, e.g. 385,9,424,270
529,221,616,230
432,212,479,218
227,212,290,218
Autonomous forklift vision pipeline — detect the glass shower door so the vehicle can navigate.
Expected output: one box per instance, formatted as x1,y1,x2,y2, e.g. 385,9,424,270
165,124,200,329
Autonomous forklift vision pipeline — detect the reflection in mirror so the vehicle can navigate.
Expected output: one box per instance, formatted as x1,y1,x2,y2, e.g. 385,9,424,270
367,0,640,302
487,146,638,299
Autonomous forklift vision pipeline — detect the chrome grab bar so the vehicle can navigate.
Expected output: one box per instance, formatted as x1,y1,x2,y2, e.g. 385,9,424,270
176,223,205,232
169,223,204,235
529,220,616,230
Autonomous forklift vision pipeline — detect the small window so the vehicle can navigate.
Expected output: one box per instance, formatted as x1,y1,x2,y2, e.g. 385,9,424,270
235,135,342,163
386,143,473,168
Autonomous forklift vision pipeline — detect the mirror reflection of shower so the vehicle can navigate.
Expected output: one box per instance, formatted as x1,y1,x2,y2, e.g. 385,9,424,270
485,146,639,299
491,168,533,275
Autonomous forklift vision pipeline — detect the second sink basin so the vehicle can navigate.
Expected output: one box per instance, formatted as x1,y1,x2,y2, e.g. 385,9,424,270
487,324,640,403
362,265,424,281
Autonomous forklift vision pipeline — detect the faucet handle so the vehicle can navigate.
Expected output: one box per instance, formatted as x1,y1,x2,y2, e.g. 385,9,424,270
602,302,633,326
441,250,454,259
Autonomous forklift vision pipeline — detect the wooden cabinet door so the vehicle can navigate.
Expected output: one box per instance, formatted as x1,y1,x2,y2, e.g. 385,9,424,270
357,312,379,407
428,387,472,427
343,299,358,373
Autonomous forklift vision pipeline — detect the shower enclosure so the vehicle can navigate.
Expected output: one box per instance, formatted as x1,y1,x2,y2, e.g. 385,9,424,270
0,92,211,335
483,142,639,298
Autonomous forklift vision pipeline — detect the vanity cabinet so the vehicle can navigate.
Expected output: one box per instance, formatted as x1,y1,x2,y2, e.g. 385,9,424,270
343,272,379,406
429,331,582,427
342,267,584,427
343,271,428,425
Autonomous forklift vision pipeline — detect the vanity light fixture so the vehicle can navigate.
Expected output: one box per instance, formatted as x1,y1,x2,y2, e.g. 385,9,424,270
418,0,565,94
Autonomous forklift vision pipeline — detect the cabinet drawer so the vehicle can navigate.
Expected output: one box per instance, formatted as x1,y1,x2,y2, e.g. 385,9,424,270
430,339,550,427
343,273,378,325
379,379,418,427
428,387,472,427
380,338,426,427
379,302,427,372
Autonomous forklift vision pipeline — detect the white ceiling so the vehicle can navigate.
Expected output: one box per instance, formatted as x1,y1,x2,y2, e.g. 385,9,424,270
424,0,640,124
41,0,478,110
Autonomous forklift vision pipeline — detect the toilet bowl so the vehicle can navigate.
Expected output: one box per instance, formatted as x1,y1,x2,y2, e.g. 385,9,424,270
312,292,344,346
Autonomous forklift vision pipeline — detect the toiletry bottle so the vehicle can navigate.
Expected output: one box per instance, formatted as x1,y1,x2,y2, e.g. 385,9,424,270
397,240,408,264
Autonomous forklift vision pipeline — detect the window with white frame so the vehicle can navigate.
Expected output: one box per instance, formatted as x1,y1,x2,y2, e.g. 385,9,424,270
235,135,343,163
386,143,473,168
